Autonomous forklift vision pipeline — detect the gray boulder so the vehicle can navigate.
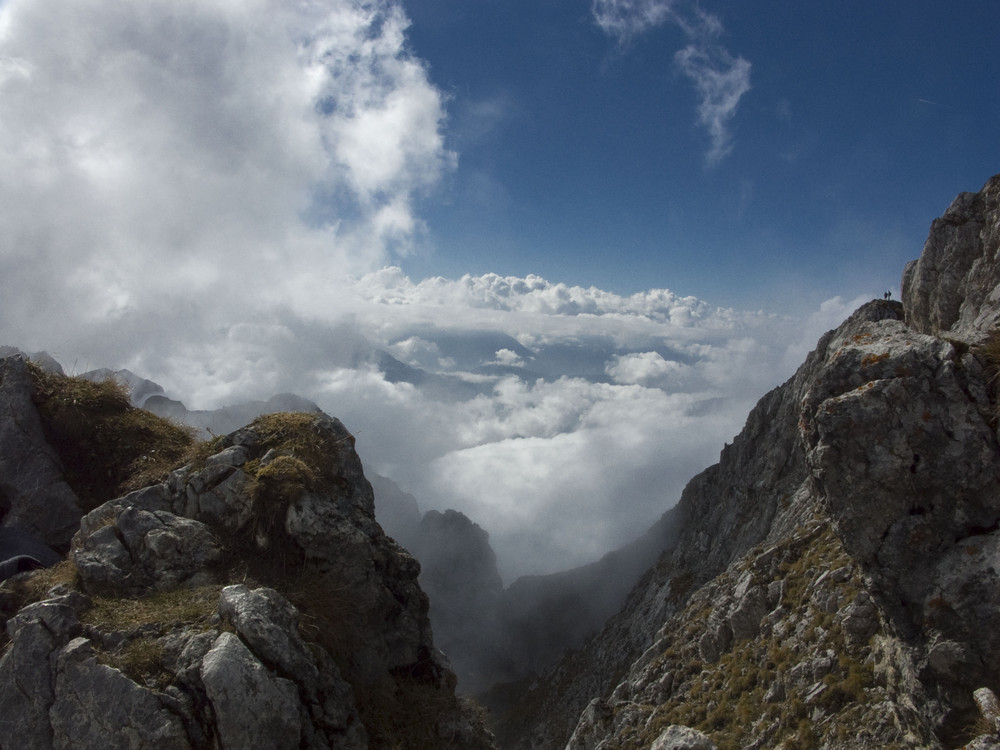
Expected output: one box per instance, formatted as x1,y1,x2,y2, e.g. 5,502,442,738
51,637,190,750
73,506,222,596
200,632,301,750
651,726,717,750
217,584,318,684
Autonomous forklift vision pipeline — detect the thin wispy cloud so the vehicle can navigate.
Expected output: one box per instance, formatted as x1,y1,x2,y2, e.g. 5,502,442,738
917,98,952,109
675,43,752,165
591,0,676,44
591,0,751,165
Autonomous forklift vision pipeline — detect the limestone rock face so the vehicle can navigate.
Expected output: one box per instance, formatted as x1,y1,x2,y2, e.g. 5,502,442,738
200,632,302,750
903,173,1000,336
0,355,82,548
217,584,318,684
73,506,223,596
404,508,506,692
0,410,497,750
0,599,79,750
51,637,191,750
495,174,1000,750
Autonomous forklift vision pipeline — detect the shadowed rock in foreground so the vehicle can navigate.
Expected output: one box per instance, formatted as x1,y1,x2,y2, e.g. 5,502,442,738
0,388,497,750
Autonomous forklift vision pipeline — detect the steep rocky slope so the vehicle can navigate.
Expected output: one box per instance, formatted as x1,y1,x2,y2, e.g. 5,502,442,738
489,175,1000,749
376,474,681,695
16,355,675,700
4,173,1000,750
0,364,496,749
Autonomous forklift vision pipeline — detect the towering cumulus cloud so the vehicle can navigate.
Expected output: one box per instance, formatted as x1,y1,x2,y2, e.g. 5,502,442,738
0,0,453,353
591,0,750,164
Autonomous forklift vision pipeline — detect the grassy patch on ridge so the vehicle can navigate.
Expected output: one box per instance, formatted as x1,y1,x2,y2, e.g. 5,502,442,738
29,365,196,509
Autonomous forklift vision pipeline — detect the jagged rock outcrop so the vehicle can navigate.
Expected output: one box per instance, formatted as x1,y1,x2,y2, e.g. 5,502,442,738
903,175,1000,336
371,482,510,693
492,174,1000,749
0,356,83,549
0,393,497,749
375,476,678,696
377,467,684,695
405,508,506,693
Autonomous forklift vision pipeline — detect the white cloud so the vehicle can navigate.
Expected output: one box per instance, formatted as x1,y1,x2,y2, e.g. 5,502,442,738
591,0,676,43
126,269,834,580
606,351,688,388
354,267,729,324
388,336,441,366
493,348,523,366
675,43,752,165
409,379,737,577
19,250,856,580
0,0,453,353
591,0,750,165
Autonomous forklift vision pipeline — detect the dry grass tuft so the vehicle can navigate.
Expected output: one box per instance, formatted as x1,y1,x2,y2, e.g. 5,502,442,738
977,327,1000,367
29,365,197,508
97,637,167,684
82,584,223,632
11,559,80,602
973,327,1000,424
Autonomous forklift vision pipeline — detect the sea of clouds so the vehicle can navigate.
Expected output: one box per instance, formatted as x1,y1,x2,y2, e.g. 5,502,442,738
0,0,866,579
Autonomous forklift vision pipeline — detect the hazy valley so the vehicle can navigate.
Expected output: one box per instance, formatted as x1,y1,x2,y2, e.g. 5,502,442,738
2,175,1000,748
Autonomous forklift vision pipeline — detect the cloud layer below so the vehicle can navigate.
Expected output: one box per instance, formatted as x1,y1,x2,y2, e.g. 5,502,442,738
0,0,860,580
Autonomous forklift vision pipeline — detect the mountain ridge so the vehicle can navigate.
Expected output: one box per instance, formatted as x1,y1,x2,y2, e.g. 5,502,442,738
487,174,1000,749
0,368,499,749
1,173,1000,749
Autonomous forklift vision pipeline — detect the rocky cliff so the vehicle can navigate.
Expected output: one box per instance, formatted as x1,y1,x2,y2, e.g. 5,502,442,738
0,362,497,749
4,174,1000,750
487,175,1000,750
374,472,679,696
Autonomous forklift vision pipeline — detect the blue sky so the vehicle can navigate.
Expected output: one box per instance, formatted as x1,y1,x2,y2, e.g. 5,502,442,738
398,0,1000,308
0,0,997,577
